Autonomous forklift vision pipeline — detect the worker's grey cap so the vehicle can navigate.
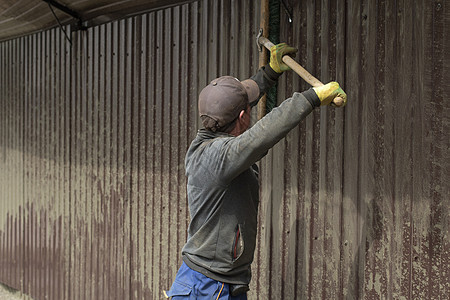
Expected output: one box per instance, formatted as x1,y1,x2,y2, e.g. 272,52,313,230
198,76,260,129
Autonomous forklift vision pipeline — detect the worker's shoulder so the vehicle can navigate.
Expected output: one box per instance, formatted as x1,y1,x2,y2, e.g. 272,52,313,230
193,129,233,147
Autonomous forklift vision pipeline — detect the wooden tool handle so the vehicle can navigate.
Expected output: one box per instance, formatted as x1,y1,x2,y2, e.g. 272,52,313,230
258,36,344,107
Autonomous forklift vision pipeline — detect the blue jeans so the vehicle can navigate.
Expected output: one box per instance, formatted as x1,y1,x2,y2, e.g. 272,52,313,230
164,262,247,300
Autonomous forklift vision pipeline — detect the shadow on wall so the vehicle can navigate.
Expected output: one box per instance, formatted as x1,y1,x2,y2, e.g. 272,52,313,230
0,203,65,299
0,186,156,299
0,282,32,300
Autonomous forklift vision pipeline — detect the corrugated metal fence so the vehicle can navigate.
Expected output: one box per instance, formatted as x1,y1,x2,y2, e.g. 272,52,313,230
0,0,449,299
256,1,450,299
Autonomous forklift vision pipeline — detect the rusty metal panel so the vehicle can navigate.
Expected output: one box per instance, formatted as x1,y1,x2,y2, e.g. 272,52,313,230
253,0,449,299
1,1,260,298
0,0,449,300
0,36,24,291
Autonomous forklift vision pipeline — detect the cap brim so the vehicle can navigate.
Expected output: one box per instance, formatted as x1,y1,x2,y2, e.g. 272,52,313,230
241,79,260,107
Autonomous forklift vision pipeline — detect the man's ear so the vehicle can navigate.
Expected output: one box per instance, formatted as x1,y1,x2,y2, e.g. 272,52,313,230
239,110,245,119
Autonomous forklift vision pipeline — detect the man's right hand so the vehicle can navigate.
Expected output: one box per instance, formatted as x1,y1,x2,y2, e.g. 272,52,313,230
312,82,347,107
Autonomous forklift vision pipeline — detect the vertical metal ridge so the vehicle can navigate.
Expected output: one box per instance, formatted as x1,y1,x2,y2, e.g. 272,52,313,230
46,28,52,300
92,24,100,300
9,37,14,290
2,39,9,288
49,27,56,300
361,0,381,298
179,2,189,270
118,19,125,300
19,34,25,289
118,18,126,300
336,0,348,298
32,30,37,298
54,27,62,300
0,41,2,291
63,24,71,300
147,11,156,298
124,17,132,299
85,26,92,300
12,35,19,290
5,38,9,288
137,14,146,299
80,27,86,300
174,4,183,272
35,30,42,299
169,5,180,282
129,14,140,300
148,12,156,295
22,34,28,297
106,21,112,299
397,1,415,299
97,22,105,300
410,0,428,297
341,0,363,298
140,13,150,298
187,0,197,235
428,1,448,299
163,8,173,290
319,0,342,297
0,39,3,284
383,0,398,298
154,9,163,295
71,26,78,300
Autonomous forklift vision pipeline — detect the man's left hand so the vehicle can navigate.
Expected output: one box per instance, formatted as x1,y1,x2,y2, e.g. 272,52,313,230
269,43,298,73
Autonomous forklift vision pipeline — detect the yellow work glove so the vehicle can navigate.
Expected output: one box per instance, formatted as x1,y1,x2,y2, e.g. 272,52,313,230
269,43,298,73
312,82,348,107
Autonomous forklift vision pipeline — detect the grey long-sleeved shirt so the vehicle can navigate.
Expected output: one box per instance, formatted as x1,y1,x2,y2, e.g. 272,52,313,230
182,66,320,285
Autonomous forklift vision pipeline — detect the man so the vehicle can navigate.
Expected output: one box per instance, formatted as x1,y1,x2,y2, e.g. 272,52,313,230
165,43,347,299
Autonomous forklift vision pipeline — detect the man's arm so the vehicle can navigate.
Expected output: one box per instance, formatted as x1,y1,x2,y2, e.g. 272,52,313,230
213,43,346,184
249,64,281,103
217,90,319,184
217,82,346,184
248,43,298,106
